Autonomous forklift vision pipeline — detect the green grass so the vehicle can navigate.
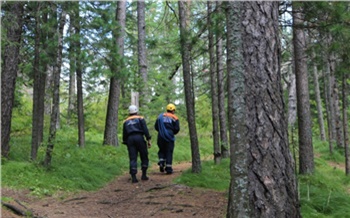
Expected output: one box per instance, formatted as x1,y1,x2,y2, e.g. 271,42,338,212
2,98,350,217
174,138,350,218
174,158,230,192
1,121,213,197
1,136,130,196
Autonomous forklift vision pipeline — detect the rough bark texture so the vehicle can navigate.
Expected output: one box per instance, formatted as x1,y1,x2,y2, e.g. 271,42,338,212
312,51,326,141
225,2,250,217
216,1,230,159
103,1,126,146
178,0,201,173
244,2,300,217
44,9,66,166
1,2,24,158
208,1,221,164
293,3,314,174
137,1,148,107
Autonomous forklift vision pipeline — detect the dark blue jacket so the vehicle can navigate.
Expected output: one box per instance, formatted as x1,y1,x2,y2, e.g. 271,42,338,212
155,112,180,142
123,115,151,144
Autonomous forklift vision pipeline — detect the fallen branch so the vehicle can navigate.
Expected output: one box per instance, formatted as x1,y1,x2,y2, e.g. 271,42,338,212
1,201,44,218
1,201,27,216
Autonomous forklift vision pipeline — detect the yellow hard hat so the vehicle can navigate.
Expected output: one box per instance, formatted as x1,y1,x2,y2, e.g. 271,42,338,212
166,103,176,111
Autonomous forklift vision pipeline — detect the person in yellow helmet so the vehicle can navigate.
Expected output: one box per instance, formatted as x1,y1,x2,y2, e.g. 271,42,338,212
154,103,180,174
122,105,152,183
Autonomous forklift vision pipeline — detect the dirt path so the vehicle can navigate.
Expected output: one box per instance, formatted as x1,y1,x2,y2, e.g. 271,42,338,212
1,162,227,218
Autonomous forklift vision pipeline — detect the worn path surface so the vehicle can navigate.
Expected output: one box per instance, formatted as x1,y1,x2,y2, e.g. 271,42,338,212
1,162,227,218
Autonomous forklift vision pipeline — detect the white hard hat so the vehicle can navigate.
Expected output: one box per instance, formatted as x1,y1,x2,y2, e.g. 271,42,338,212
128,105,138,114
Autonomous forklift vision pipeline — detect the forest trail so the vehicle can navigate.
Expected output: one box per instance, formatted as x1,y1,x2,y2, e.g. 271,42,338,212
1,162,227,218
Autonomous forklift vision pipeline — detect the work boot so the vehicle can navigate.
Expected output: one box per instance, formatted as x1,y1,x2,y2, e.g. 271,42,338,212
165,167,173,175
158,162,165,173
141,169,149,181
131,174,138,183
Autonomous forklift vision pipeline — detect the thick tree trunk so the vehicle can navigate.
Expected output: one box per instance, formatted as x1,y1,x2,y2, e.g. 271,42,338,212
178,0,201,173
312,51,326,141
225,2,249,217
137,1,148,107
293,2,314,174
1,2,24,158
216,1,229,159
103,1,126,146
245,2,300,217
44,8,66,166
208,1,221,164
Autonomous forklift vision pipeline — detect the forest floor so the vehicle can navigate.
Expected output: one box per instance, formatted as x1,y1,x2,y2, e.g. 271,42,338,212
1,162,227,218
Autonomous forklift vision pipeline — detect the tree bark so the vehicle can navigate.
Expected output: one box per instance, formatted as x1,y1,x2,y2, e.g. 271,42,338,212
287,61,297,126
342,66,349,175
44,8,66,166
225,2,249,217
293,2,314,174
31,2,48,160
245,2,300,217
216,1,229,159
312,50,326,141
327,44,343,148
325,53,335,153
178,0,201,173
103,1,126,146
73,2,85,148
137,0,148,107
67,16,76,125
1,2,24,158
208,1,221,164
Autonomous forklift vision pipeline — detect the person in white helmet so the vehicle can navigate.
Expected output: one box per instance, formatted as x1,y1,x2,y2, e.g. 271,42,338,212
122,105,151,183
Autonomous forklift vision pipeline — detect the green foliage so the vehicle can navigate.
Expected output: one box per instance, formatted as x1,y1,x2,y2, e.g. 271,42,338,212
2,93,215,197
314,139,347,164
11,96,33,136
174,158,230,192
299,161,350,217
2,135,130,197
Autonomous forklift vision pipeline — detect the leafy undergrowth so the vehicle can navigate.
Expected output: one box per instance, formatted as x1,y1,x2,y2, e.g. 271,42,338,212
1,125,213,197
2,126,349,218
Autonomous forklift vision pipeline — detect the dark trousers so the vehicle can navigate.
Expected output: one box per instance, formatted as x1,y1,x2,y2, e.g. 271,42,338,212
126,134,149,175
157,137,175,171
